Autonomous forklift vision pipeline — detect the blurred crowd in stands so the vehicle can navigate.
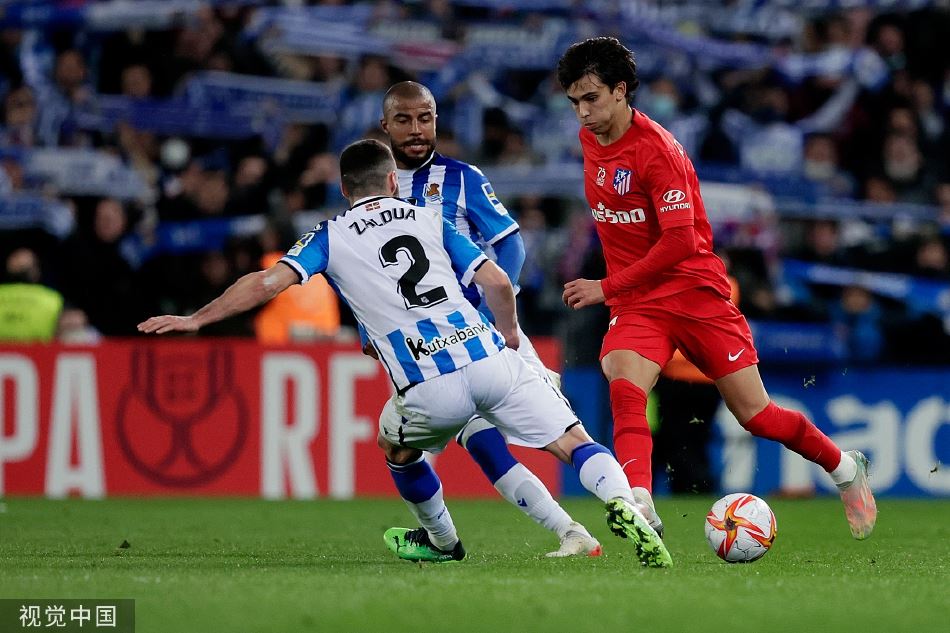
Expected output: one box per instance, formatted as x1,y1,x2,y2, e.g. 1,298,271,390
1,0,949,366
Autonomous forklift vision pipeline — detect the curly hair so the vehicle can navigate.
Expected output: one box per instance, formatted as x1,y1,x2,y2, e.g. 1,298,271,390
556,37,640,104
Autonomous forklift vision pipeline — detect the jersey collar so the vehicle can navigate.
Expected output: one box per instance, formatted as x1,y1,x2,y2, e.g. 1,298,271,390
349,195,392,210
398,151,437,174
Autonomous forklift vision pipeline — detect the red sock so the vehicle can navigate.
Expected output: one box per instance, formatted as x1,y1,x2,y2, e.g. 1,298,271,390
743,401,842,472
610,379,653,492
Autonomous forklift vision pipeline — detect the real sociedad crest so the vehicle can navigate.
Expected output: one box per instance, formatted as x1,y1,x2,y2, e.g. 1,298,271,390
613,168,632,195
425,182,443,203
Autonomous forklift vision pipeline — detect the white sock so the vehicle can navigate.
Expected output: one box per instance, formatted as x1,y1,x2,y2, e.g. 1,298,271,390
494,464,574,538
830,451,857,486
402,485,458,550
577,453,635,504
631,486,654,508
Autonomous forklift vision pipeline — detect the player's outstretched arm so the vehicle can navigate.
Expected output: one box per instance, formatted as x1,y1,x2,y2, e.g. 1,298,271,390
473,260,519,350
137,263,299,335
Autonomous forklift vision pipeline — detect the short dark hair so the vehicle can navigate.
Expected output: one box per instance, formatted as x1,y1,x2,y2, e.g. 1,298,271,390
339,139,396,197
556,37,640,104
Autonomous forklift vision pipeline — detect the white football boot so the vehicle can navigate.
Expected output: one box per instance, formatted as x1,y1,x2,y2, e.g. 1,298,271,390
545,522,602,558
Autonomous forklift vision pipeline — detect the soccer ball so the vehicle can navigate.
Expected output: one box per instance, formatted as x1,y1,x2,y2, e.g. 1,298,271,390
704,493,777,563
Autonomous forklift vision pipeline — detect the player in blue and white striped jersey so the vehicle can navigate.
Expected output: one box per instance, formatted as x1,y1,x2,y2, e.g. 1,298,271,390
379,81,600,558
138,140,671,568
279,194,504,393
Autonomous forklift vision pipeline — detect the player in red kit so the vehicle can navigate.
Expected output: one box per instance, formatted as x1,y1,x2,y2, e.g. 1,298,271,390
556,37,876,541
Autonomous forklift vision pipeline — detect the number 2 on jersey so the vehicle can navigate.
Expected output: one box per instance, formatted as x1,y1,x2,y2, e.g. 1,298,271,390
379,235,448,309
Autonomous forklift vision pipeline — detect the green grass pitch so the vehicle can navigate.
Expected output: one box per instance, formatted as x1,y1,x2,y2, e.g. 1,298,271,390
2,497,948,633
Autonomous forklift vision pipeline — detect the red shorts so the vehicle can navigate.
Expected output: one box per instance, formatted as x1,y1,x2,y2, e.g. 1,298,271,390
600,287,758,381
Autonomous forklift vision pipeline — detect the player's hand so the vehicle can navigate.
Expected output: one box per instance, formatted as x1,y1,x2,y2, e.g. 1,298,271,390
362,340,379,360
502,329,520,351
137,315,199,335
562,279,606,309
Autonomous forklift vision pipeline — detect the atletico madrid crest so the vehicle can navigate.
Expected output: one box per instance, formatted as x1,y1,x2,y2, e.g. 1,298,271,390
613,168,631,195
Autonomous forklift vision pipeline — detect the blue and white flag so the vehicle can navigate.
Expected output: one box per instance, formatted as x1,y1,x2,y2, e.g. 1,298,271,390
243,3,374,40
780,259,950,320
75,94,284,146
245,5,387,60
776,48,889,91
22,148,152,202
0,1,267,31
0,194,75,238
183,72,342,124
460,21,575,70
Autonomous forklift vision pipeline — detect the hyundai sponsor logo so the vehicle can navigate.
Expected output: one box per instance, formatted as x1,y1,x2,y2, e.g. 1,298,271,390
662,189,686,203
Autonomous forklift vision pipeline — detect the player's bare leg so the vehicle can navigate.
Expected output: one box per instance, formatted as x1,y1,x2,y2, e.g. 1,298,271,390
716,365,876,539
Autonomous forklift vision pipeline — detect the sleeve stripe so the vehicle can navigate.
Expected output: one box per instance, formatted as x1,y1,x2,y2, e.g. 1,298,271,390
279,257,310,284
486,223,519,245
460,254,489,286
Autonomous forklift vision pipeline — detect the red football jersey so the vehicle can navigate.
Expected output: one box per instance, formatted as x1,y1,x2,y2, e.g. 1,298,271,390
580,110,732,312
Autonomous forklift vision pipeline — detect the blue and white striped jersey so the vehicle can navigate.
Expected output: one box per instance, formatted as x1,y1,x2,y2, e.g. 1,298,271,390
280,195,506,391
397,152,518,247
397,152,518,308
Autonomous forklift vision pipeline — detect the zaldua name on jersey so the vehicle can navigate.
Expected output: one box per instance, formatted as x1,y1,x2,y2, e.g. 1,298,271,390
348,204,416,235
